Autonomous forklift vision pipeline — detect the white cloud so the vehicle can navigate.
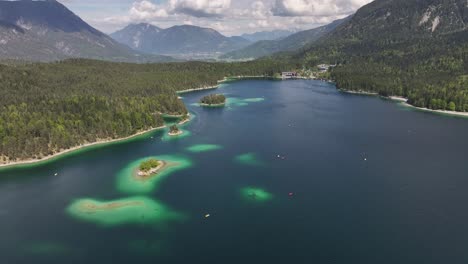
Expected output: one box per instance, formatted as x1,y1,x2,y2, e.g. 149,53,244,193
129,1,168,20
63,0,372,35
169,0,231,17
272,0,373,17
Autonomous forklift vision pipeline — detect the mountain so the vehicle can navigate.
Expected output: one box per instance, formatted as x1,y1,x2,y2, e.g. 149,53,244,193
222,18,348,60
0,0,172,62
111,23,251,57
322,0,467,43
110,23,162,52
295,0,468,111
240,30,295,42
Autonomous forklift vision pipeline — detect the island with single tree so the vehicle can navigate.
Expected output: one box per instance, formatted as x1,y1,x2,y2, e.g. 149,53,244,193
168,125,183,136
199,94,226,107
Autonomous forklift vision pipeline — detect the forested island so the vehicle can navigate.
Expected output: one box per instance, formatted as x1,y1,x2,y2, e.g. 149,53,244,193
168,125,182,136
199,94,226,106
0,59,295,164
137,158,162,176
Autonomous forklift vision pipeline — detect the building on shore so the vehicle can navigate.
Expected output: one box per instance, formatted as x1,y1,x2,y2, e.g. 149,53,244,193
282,72,299,79
317,64,337,72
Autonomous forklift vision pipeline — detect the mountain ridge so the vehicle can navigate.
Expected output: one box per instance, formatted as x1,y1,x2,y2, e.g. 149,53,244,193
222,17,349,60
110,23,251,56
0,0,172,62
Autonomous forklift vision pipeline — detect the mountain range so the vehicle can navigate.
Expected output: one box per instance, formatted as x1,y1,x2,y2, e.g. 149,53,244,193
110,23,251,56
0,0,172,62
222,17,349,60
240,30,295,42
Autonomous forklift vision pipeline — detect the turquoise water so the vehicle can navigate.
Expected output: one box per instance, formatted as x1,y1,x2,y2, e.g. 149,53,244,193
2,80,468,263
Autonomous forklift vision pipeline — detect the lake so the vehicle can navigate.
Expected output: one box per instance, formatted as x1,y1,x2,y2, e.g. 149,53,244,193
2,79,468,264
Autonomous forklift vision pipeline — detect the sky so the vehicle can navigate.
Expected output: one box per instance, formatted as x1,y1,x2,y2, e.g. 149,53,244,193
57,0,374,36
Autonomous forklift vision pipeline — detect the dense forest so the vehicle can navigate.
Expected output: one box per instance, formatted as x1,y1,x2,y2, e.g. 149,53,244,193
316,32,468,111
0,59,295,162
285,0,468,112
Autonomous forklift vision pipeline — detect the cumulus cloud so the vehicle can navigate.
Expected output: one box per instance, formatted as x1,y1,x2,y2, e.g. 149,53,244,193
272,0,373,17
61,0,373,35
129,1,168,20
169,0,231,18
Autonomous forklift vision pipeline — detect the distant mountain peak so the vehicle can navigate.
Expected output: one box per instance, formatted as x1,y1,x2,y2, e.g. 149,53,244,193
0,0,172,62
111,24,251,57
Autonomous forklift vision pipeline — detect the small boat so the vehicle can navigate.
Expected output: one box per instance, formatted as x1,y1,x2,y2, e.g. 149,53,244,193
205,214,210,218
54,173,58,176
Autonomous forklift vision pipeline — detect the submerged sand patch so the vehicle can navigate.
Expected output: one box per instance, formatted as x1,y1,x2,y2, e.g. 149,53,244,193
185,144,223,153
67,196,185,227
240,187,273,203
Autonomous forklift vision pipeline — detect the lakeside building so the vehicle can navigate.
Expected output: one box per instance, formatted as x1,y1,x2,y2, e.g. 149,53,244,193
282,72,299,79
317,64,337,72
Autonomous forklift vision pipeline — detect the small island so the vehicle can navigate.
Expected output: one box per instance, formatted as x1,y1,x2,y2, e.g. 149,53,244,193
168,125,183,136
137,158,164,178
199,94,226,107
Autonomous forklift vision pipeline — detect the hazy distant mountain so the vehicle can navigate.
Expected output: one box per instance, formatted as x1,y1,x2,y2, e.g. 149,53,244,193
222,18,348,60
240,30,295,42
111,23,251,56
0,0,172,62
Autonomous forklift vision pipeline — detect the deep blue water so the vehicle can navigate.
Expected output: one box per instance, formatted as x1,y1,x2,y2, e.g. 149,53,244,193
2,80,468,263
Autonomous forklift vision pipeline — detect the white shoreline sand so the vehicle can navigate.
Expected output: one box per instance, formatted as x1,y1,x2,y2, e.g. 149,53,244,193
344,91,468,118
340,89,379,96
199,102,226,107
176,75,272,94
400,102,468,117
168,130,184,136
0,125,166,169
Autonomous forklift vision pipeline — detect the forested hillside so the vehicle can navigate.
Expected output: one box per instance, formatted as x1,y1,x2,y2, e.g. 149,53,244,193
0,59,294,163
291,0,468,111
222,17,347,60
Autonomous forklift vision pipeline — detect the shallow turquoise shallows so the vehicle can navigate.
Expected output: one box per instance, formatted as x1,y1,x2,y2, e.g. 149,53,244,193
2,80,468,264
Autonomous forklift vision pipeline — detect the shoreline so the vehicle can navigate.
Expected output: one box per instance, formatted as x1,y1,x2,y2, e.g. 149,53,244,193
168,130,184,136
0,75,283,170
400,102,468,118
176,75,276,94
343,90,468,118
0,125,166,169
339,89,379,96
199,102,226,107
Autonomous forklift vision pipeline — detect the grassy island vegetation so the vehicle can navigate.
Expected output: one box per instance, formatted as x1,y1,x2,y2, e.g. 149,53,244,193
0,59,295,163
199,94,226,106
139,158,161,173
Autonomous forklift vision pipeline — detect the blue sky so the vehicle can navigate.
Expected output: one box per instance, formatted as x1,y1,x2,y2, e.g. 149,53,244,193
58,0,373,35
